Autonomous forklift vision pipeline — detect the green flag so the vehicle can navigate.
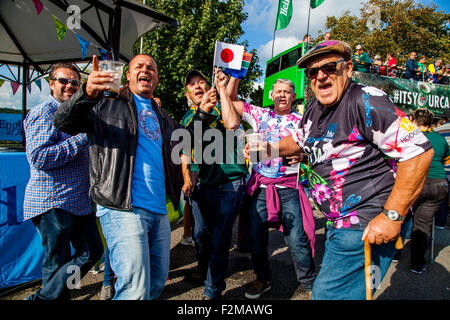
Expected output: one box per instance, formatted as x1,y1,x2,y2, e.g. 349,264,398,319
275,0,293,30
310,0,325,9
52,14,68,40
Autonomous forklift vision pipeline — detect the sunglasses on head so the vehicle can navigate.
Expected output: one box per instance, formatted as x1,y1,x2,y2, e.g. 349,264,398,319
51,77,81,86
304,59,346,79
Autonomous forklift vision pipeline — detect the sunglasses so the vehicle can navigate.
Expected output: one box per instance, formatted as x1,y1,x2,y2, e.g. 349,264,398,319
51,77,82,86
305,59,346,79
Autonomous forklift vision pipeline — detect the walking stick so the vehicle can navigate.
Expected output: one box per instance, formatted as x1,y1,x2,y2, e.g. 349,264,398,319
365,236,403,300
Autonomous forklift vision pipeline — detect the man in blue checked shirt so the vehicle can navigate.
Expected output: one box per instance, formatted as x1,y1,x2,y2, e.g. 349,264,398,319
23,62,103,300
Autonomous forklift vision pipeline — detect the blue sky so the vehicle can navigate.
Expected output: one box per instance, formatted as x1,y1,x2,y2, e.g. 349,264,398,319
1,0,448,111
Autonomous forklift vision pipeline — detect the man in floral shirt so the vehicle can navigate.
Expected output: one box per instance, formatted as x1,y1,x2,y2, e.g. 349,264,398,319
261,41,433,299
215,69,315,299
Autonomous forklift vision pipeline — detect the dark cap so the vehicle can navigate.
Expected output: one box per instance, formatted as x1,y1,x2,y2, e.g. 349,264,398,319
296,40,353,68
184,69,211,87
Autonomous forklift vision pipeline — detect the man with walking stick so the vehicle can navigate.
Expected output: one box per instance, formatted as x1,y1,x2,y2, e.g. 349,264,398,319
251,40,433,299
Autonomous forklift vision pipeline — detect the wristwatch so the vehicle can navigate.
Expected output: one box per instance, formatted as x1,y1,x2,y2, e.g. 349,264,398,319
382,209,406,222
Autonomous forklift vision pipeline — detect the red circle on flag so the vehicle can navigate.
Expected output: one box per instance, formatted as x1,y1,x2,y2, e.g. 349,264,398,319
220,48,234,63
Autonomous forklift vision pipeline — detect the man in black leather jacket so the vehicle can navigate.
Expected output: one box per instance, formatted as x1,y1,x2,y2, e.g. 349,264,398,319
53,54,215,300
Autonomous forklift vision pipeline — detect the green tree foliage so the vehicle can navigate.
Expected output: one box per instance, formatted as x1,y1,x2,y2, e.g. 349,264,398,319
135,0,263,120
322,0,449,66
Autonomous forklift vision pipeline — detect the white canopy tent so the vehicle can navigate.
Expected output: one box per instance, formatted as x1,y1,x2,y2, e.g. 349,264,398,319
0,0,178,144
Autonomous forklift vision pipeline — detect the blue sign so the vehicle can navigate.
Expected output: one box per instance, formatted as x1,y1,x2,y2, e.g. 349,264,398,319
0,113,22,142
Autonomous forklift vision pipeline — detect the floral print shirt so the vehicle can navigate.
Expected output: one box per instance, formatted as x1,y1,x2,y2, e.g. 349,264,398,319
243,102,302,179
292,82,432,229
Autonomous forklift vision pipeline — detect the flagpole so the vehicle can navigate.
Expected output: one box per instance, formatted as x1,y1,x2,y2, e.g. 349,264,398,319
212,40,218,88
272,0,282,58
140,0,146,53
306,3,311,40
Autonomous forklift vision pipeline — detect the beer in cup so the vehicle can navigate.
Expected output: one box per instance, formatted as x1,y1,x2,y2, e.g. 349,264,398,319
99,60,125,98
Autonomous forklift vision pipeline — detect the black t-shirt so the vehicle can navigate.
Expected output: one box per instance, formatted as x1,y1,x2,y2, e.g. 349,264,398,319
293,82,432,229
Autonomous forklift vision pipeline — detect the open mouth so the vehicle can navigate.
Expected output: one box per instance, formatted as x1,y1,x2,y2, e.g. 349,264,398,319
194,90,204,98
138,76,152,86
318,83,332,93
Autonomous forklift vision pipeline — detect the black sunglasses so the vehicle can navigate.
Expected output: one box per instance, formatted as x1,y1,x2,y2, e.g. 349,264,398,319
304,59,346,79
51,77,81,86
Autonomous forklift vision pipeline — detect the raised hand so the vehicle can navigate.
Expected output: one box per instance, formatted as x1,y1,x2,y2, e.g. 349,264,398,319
85,55,115,100
199,87,217,113
214,67,229,89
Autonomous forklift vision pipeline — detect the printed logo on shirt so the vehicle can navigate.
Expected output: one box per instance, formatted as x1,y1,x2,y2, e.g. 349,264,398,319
399,128,421,143
324,123,337,142
139,108,161,141
400,118,416,133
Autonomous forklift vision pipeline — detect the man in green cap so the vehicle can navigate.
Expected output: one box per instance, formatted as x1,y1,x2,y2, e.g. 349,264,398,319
180,69,248,299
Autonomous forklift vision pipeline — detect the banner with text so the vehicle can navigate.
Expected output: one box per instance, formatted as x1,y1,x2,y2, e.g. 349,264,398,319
0,113,23,142
352,72,450,115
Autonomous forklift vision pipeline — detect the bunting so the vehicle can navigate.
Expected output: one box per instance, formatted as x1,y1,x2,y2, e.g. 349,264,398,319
35,79,42,92
52,14,68,40
98,48,110,61
76,34,90,59
10,82,20,95
32,0,44,15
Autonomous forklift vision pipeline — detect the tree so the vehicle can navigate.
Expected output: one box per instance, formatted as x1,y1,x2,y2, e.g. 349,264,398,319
323,0,449,66
135,0,263,120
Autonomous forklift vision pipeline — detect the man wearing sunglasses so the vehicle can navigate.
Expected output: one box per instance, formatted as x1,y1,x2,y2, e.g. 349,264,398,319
23,62,103,300
256,40,433,299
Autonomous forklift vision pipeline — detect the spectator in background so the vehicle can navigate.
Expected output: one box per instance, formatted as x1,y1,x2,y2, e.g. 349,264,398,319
428,58,444,83
433,108,450,229
303,34,312,43
441,64,450,86
384,52,398,77
23,62,103,300
405,52,420,80
411,108,449,273
324,32,331,41
372,55,382,75
416,56,428,81
353,44,371,73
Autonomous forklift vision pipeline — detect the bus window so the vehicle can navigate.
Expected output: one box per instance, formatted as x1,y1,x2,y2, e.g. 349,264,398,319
266,57,281,77
280,48,302,71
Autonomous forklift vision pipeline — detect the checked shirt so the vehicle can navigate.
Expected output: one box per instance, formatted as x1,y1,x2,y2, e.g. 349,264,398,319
23,95,91,220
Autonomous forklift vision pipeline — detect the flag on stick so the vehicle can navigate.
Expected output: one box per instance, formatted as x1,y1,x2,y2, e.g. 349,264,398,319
310,0,325,9
213,41,244,70
223,52,253,79
275,0,293,30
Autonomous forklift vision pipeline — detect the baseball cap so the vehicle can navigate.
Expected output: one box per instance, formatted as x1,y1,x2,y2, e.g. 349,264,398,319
184,69,211,87
296,40,353,69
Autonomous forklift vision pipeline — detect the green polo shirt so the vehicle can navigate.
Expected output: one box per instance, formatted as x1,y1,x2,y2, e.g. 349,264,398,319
180,104,248,185
423,130,450,179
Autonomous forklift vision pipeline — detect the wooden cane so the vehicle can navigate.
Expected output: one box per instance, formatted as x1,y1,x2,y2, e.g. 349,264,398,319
365,236,403,300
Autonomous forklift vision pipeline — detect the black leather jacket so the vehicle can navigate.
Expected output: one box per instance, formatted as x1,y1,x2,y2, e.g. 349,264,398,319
53,85,215,212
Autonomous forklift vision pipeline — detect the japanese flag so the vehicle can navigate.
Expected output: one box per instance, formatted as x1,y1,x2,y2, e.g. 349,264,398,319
213,41,245,70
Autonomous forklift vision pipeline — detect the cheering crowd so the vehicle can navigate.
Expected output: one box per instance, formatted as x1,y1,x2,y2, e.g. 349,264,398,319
21,39,448,301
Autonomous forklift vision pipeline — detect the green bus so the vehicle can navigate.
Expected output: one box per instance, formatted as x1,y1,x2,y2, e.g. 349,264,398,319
263,42,313,109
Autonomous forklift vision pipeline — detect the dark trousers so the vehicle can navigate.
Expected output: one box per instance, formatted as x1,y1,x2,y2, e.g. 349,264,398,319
411,178,448,268
248,187,316,290
30,208,103,300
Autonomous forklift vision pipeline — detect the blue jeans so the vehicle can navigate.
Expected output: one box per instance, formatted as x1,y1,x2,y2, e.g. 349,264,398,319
103,246,114,286
30,209,103,300
192,177,245,298
99,207,171,300
248,187,316,290
311,225,404,300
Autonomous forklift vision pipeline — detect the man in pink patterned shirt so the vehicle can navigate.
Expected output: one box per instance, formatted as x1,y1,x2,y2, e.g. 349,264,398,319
215,70,316,299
